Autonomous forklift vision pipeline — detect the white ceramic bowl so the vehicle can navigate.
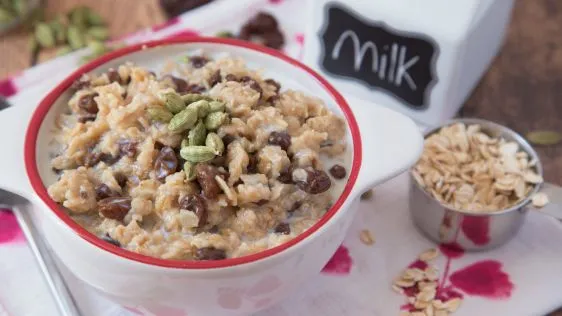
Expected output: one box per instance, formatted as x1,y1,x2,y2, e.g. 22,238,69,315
0,38,423,315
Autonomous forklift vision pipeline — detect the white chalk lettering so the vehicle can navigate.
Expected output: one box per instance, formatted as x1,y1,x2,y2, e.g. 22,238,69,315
332,30,378,72
395,46,419,90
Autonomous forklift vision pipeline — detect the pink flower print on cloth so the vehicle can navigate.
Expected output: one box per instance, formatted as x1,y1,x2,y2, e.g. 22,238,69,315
0,209,25,245
321,244,353,275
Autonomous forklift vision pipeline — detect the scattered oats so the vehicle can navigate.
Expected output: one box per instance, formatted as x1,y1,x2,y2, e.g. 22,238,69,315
414,300,429,309
413,123,542,213
408,296,416,304
359,229,375,245
399,312,410,316
425,303,435,316
419,248,440,262
417,288,436,302
434,310,449,316
405,268,426,281
411,312,426,316
418,281,438,291
425,266,439,281
532,192,549,208
395,279,416,288
432,300,445,310
444,298,462,313
392,284,405,294
360,189,374,200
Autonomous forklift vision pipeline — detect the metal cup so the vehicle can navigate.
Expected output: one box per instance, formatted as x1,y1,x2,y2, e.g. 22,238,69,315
409,118,543,251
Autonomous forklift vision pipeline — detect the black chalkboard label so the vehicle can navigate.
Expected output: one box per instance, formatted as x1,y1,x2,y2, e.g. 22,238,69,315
319,3,439,109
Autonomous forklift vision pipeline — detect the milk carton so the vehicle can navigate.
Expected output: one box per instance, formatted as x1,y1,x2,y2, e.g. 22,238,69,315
303,0,515,126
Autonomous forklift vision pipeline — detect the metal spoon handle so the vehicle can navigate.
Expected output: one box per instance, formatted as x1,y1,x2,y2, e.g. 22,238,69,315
11,205,82,316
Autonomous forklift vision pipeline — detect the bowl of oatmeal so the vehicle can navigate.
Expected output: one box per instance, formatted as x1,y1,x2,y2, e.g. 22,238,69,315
0,38,422,315
410,118,544,251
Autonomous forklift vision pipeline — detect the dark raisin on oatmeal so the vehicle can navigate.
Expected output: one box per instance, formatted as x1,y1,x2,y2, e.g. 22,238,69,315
154,146,179,180
222,134,236,147
225,74,238,82
78,112,97,123
118,140,137,158
255,199,269,206
180,194,208,227
107,69,123,84
247,154,258,174
277,165,294,184
71,76,91,91
84,150,102,167
190,56,210,68
207,70,222,87
329,164,347,179
98,196,132,221
274,222,291,235
294,168,331,194
101,233,121,247
194,247,227,260
288,201,301,213
100,153,120,165
268,131,291,151
264,78,281,93
78,93,99,114
113,172,128,188
95,184,115,200
184,84,206,94
163,75,188,93
195,164,223,199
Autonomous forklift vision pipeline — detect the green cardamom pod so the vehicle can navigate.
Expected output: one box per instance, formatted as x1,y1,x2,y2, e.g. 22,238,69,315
181,93,212,104
180,146,216,163
0,8,14,23
164,92,186,114
69,6,88,28
181,138,189,149
86,9,104,25
88,40,107,55
204,111,228,130
35,23,56,48
67,26,85,50
526,131,562,146
208,100,225,113
187,100,210,118
13,0,26,16
188,120,207,146
147,107,174,123
168,107,198,133
49,20,67,43
56,45,73,56
183,161,197,181
87,26,109,41
205,132,224,156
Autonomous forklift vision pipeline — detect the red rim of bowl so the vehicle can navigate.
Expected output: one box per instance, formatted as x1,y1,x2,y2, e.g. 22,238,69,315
24,37,362,269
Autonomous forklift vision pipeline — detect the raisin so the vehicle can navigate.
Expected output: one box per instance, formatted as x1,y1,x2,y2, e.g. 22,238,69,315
262,29,285,50
190,56,209,68
163,75,188,92
84,151,102,167
247,154,258,174
248,80,262,96
225,74,238,82
118,140,137,158
288,201,301,213
256,199,269,206
78,93,99,114
78,113,97,123
154,146,179,180
222,134,236,147
71,77,91,91
194,247,226,260
184,84,206,94
95,184,115,200
154,141,165,150
207,70,222,87
107,69,123,84
100,153,120,165
101,233,121,247
264,78,281,93
268,131,291,151
274,222,290,235
329,164,347,179
277,166,294,184
98,197,132,221
114,173,128,188
209,155,226,167
244,12,278,33
179,194,207,227
195,164,222,199
295,168,331,194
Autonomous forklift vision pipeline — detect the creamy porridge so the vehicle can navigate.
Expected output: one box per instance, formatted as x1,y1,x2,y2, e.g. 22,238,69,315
47,54,349,260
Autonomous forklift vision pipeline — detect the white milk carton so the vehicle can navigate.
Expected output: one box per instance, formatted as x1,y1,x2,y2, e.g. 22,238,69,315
303,0,515,126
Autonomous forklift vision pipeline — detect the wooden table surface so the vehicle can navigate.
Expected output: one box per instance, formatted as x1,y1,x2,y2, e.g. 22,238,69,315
0,0,561,314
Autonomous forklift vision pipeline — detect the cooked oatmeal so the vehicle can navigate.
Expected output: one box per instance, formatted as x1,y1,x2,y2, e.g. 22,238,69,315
47,55,349,260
